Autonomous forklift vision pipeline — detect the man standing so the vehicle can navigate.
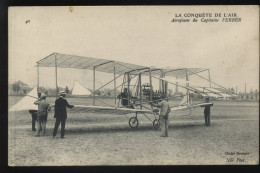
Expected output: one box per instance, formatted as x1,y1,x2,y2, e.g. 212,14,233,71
29,92,42,131
150,95,171,137
53,91,74,139
34,93,51,136
202,98,212,126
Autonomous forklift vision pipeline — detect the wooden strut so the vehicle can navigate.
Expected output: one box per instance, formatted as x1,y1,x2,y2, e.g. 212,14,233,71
159,69,163,92
118,74,126,107
37,63,39,95
208,69,212,88
127,72,130,107
113,61,116,107
55,53,58,99
105,74,138,98
139,73,142,109
91,74,123,96
185,70,189,103
186,68,227,90
149,68,152,101
93,66,95,106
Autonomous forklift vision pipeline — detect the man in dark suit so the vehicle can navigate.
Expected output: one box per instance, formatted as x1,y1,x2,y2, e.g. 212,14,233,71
201,97,212,126
53,91,74,138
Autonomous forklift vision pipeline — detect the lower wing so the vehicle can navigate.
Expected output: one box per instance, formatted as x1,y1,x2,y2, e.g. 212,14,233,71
72,105,154,115
171,102,213,111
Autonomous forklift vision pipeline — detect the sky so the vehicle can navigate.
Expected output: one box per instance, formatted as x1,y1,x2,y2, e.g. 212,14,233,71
8,6,259,93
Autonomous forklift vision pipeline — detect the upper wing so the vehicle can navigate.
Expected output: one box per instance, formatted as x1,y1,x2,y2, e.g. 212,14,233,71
73,105,154,115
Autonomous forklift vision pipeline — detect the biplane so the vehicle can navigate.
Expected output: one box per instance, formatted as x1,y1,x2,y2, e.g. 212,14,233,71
10,53,236,129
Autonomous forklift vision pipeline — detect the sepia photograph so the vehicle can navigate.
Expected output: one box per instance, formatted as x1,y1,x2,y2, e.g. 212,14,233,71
8,6,259,165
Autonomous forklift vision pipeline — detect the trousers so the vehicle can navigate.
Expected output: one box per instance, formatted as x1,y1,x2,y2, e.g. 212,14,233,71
204,112,210,126
31,112,37,131
36,116,47,136
53,118,66,137
159,115,169,137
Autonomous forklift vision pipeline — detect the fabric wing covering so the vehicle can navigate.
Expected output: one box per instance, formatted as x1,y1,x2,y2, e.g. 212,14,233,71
71,81,91,96
9,87,38,111
37,53,207,79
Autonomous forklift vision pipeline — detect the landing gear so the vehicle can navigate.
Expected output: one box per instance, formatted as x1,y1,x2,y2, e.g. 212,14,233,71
129,112,139,128
153,119,160,130
128,112,159,129
129,117,139,128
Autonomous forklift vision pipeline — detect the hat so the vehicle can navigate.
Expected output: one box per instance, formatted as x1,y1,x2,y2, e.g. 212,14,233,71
59,91,66,96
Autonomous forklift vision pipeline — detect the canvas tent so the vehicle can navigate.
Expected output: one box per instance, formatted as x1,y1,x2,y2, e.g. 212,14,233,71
71,81,91,96
9,87,38,111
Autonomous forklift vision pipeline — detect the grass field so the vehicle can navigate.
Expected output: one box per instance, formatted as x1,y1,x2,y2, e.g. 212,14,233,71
8,96,259,165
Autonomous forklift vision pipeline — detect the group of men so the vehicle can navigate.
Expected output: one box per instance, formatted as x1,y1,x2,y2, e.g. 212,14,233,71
30,88,211,138
31,91,74,138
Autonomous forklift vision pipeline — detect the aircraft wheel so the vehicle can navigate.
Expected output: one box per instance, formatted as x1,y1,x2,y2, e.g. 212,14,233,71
129,117,139,128
153,119,160,130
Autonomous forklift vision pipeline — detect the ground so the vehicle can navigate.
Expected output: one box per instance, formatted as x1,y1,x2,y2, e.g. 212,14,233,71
8,96,259,165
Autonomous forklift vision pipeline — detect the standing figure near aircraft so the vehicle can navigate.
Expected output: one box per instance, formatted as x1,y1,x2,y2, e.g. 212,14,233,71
29,92,42,131
34,93,51,136
117,88,134,108
201,98,212,126
150,95,171,137
53,91,74,139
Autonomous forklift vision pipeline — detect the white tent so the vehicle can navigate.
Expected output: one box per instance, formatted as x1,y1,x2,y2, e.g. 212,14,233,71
71,81,91,96
9,87,38,111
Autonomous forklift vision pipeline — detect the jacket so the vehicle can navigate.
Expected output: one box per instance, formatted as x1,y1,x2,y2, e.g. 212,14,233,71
34,99,51,117
152,100,170,117
54,97,74,119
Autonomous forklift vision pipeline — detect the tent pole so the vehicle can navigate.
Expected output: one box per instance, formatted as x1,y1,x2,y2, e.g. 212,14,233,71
55,53,58,99
208,69,212,87
113,61,116,107
139,73,142,109
149,68,152,101
159,69,162,91
127,72,130,107
93,66,96,106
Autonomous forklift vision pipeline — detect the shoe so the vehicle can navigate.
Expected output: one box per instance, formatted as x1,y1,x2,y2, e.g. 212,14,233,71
61,136,65,139
35,135,40,137
32,129,36,131
53,136,56,138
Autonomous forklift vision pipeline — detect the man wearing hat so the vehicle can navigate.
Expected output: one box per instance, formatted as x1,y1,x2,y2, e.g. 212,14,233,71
201,97,213,126
34,93,51,136
29,92,42,131
53,91,74,139
150,95,171,137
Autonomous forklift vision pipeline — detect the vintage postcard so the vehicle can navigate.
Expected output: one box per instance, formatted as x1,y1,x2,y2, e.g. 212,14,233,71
8,6,259,165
